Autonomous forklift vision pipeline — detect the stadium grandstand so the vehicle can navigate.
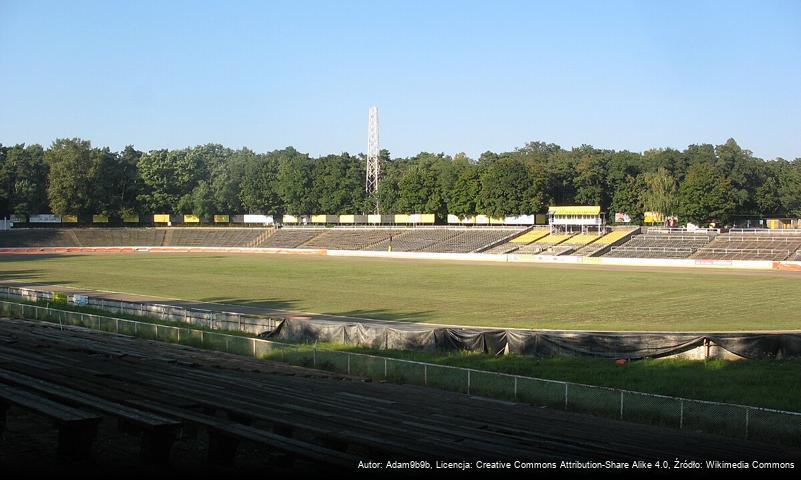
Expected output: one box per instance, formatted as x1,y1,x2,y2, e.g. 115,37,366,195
604,228,719,259
690,229,801,261
3,210,801,261
572,228,639,256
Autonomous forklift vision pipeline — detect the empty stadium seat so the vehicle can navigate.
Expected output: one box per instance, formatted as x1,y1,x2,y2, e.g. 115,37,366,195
604,230,715,259
691,232,801,261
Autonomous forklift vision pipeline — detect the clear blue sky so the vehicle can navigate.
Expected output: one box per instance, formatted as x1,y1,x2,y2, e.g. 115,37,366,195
1,0,799,160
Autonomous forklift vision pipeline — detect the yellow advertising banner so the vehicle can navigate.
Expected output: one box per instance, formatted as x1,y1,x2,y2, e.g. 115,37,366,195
644,211,664,224
153,214,170,223
214,215,229,223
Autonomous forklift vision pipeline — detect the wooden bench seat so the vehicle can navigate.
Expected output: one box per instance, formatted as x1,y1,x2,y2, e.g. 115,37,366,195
0,383,100,459
0,368,180,464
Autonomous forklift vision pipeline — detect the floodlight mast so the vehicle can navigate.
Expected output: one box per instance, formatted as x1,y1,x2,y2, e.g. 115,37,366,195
366,106,380,201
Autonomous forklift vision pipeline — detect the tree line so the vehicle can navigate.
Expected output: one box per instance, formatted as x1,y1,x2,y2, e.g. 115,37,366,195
1,138,799,225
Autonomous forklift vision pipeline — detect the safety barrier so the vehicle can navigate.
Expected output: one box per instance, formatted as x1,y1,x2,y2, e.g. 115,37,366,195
1,299,799,448
0,286,277,335
1,245,800,271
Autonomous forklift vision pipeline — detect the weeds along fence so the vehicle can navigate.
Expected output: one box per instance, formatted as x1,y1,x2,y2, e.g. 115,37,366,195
1,300,800,448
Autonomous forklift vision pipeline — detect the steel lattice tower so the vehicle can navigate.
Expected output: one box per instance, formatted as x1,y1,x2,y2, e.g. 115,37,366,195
366,106,380,194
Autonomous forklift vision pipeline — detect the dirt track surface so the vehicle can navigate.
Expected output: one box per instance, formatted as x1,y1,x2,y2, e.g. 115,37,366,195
0,317,798,476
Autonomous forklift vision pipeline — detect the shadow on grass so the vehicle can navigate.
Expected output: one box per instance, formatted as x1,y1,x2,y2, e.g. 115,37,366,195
0,254,80,262
331,308,434,323
197,296,304,313
196,297,435,323
0,268,74,288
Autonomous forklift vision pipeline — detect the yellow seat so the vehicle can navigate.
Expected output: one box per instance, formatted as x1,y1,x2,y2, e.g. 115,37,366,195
510,230,549,244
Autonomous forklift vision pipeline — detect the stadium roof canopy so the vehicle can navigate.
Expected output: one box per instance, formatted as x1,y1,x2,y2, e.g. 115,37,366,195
547,206,601,216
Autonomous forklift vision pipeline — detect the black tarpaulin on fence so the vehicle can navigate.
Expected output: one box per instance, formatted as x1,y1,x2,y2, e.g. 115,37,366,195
708,333,801,359
267,317,801,359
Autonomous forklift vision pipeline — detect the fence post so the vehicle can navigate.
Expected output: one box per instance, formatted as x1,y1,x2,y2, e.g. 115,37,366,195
680,400,684,429
424,364,427,386
620,391,624,419
313,347,317,368
564,383,569,410
514,376,518,402
745,408,750,440
384,358,388,378
347,353,350,375
467,370,471,395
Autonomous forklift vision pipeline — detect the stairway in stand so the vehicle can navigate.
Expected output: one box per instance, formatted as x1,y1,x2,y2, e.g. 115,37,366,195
247,228,275,248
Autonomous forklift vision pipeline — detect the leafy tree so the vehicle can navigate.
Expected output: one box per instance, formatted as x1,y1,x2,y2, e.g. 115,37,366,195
478,157,540,216
678,162,736,225
755,176,782,216
0,143,48,217
115,146,144,217
45,138,105,216
310,153,364,214
573,150,609,208
448,165,481,217
239,152,282,214
775,159,801,217
275,147,315,214
609,174,645,224
642,168,678,223
137,148,202,214
395,162,443,215
543,150,577,205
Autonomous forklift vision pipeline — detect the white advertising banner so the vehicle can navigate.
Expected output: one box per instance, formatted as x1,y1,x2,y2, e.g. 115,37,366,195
29,214,61,223
243,214,274,224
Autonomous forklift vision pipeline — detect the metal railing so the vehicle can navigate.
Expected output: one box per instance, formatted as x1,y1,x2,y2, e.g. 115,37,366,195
1,299,799,448
696,248,791,256
729,228,801,235
611,246,696,253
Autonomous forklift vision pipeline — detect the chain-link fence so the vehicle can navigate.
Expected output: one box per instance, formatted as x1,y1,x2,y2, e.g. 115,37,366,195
1,298,799,448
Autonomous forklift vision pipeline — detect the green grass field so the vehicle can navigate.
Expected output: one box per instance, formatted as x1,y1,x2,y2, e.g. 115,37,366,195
1,253,799,331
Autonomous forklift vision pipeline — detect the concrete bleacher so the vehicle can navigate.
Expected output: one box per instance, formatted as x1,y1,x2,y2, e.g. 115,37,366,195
368,228,455,252
0,229,79,247
604,229,715,259
420,228,522,253
73,228,167,247
166,228,267,247
551,233,604,255
572,228,638,256
6,226,800,260
301,228,402,250
514,233,575,255
257,227,325,248
691,231,801,261
480,228,549,254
